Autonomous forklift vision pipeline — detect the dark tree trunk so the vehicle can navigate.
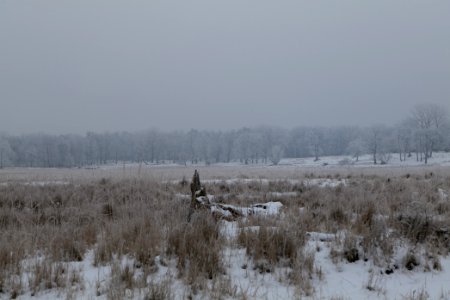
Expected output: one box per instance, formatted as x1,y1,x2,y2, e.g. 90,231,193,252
188,170,206,222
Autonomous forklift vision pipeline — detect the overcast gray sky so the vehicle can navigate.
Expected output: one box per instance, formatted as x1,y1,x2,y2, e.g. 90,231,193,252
1,0,449,134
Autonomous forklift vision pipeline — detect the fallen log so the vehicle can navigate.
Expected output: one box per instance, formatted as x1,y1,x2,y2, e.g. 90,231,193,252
186,170,283,222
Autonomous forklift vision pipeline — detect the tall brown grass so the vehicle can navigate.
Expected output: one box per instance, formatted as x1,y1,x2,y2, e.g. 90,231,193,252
0,168,449,298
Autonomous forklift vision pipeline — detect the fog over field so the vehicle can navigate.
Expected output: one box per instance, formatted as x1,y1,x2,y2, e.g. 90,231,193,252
2,2,450,300
1,1,450,169
1,0,450,134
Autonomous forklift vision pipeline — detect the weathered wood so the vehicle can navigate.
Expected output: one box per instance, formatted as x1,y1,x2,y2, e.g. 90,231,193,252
188,170,207,221
187,170,258,222
190,170,201,198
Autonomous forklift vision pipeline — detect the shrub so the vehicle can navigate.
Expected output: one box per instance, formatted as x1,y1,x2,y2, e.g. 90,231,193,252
167,212,223,284
238,223,304,267
404,252,420,271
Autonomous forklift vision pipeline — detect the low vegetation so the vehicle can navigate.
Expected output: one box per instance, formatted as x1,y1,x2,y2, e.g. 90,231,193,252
0,168,449,298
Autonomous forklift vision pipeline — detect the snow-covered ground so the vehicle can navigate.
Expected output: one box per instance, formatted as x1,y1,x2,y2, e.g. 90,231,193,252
0,181,70,187
2,155,450,299
309,239,450,299
220,224,450,300
6,189,450,300
280,152,450,168
2,152,450,184
95,152,450,170
10,223,450,300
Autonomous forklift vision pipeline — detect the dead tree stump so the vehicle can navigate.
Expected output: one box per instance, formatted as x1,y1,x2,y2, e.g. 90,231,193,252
186,169,244,222
190,170,201,198
188,170,206,222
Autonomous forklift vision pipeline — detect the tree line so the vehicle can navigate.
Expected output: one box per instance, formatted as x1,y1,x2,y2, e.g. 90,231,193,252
0,104,449,168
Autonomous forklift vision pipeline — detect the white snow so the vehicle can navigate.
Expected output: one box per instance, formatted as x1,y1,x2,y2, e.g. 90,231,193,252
306,232,337,242
279,152,450,168
201,178,274,185
438,188,448,201
3,157,450,299
7,223,450,300
217,201,283,217
92,152,450,170
0,181,70,187
170,178,347,190
303,178,347,188
28,181,70,186
309,239,450,299
221,248,297,299
175,193,190,200
269,191,298,198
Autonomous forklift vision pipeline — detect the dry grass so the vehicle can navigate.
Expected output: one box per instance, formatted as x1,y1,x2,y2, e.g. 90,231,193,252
0,166,449,298
236,209,317,295
167,211,224,285
237,216,305,269
144,279,173,300
27,260,83,296
0,178,185,297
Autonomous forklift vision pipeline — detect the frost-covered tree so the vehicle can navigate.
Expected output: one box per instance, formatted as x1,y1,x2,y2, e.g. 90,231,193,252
409,103,448,164
269,145,284,165
236,128,252,164
0,137,13,168
396,121,414,161
346,138,365,162
222,130,236,163
365,125,387,165
286,127,309,158
258,126,286,164
0,104,448,168
307,127,324,161
187,129,201,164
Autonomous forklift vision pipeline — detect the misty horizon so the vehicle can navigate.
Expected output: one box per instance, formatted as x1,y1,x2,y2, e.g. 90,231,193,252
1,96,449,135
0,103,445,136
1,1,450,134
0,113,444,137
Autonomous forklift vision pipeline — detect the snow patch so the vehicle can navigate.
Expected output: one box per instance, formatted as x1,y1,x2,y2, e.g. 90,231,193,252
438,188,448,201
303,178,347,188
307,232,337,242
217,201,283,217
0,181,70,187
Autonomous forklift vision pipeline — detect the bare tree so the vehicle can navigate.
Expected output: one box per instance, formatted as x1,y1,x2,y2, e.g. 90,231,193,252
236,128,252,164
307,127,324,161
269,145,284,165
365,125,387,165
222,131,236,163
346,138,365,162
0,137,13,169
187,129,200,164
0,104,447,168
410,103,448,163
396,121,413,162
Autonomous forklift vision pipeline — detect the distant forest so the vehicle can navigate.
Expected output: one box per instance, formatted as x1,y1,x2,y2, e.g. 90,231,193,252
0,104,449,168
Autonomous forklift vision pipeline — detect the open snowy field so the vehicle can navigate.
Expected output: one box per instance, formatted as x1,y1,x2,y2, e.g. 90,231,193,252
1,156,450,299
279,152,450,168
1,152,450,183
